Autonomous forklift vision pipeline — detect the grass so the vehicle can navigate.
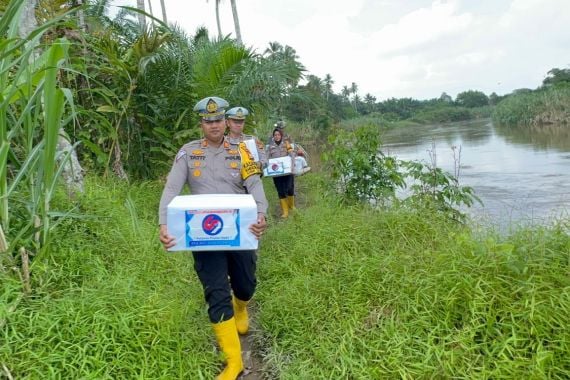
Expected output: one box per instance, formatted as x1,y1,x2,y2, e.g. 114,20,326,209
256,175,570,378
1,175,569,379
492,85,570,127
1,178,218,379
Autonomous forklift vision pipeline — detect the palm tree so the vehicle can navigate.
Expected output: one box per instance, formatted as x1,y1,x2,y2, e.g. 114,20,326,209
351,94,362,113
206,0,222,38
263,42,305,88
229,0,242,44
350,82,358,110
341,85,350,102
364,93,376,114
264,41,283,56
159,0,167,23
323,73,333,101
136,0,145,29
146,0,154,25
306,75,323,95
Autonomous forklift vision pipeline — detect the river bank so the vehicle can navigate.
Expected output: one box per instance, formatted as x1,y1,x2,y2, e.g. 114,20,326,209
1,176,568,378
492,84,570,127
381,119,570,229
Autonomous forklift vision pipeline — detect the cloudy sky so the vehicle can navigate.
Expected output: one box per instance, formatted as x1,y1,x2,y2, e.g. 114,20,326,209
113,0,570,101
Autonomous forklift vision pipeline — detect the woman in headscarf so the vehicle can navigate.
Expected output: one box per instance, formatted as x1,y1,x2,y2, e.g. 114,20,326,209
267,128,296,218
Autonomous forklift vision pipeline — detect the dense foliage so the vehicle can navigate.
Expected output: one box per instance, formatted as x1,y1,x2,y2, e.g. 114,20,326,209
324,124,480,221
492,83,570,127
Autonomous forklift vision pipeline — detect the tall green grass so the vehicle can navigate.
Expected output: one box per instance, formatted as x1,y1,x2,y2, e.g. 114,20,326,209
1,175,568,378
0,178,219,379
256,175,570,378
1,0,77,282
492,85,570,127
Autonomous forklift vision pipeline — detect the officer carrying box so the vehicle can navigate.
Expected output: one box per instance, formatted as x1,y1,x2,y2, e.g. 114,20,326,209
225,106,267,169
158,96,268,380
267,126,296,218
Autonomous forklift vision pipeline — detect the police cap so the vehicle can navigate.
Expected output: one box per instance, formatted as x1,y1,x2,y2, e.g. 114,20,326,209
193,96,229,121
226,106,249,120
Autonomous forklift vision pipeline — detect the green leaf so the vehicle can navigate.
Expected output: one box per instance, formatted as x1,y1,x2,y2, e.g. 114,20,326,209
96,105,120,113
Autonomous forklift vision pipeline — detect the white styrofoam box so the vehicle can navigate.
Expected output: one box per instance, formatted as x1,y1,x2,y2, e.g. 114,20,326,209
166,194,258,252
263,156,292,177
293,157,311,176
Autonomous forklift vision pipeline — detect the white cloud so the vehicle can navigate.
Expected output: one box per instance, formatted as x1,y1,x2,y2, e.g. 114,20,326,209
371,0,473,56
117,0,570,100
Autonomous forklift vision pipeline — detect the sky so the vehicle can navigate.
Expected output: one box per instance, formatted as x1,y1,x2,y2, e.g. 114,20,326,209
111,0,570,101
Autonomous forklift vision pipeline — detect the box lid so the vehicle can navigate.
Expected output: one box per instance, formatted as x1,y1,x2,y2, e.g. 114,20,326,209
168,194,256,210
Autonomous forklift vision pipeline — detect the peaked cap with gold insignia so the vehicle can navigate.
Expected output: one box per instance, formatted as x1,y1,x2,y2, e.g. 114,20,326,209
193,96,229,121
225,106,249,120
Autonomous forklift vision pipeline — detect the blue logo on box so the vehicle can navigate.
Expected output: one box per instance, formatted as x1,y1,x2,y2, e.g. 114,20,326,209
202,214,224,235
185,209,241,248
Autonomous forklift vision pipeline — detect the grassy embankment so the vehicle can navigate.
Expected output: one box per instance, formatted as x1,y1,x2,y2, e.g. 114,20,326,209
1,174,569,379
339,105,493,132
493,85,570,127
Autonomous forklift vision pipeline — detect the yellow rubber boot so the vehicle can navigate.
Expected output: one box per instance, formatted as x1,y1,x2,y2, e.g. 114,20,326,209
279,198,289,218
232,296,249,335
212,318,244,380
287,195,296,210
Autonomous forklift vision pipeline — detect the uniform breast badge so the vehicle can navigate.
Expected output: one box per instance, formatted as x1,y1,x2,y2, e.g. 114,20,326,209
175,150,186,162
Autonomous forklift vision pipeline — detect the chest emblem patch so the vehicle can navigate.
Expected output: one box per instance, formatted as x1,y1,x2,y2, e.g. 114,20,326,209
175,150,186,162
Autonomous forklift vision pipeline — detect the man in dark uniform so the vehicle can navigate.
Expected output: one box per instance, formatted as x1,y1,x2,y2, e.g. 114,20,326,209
158,96,267,380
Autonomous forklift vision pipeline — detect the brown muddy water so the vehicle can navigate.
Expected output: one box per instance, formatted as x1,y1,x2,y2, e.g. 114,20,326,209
382,119,570,229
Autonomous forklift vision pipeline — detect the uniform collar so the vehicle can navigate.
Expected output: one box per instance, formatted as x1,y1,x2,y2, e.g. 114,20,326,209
201,137,227,149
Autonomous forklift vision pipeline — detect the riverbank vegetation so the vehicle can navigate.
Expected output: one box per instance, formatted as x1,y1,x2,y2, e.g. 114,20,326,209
492,82,570,127
2,175,569,378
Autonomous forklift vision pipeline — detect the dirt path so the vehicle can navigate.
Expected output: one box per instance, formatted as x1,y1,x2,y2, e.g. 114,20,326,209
239,172,313,379
239,301,264,379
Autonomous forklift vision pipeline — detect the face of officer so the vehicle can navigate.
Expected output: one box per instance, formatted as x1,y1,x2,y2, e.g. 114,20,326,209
201,118,227,145
273,129,282,143
226,118,245,138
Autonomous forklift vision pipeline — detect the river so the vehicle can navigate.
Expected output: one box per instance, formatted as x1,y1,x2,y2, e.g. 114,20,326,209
381,119,570,229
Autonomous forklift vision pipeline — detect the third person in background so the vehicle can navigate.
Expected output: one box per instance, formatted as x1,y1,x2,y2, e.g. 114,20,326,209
267,127,296,218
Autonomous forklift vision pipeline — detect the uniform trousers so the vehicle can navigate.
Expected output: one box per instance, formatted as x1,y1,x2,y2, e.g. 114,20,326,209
192,250,257,323
272,174,294,199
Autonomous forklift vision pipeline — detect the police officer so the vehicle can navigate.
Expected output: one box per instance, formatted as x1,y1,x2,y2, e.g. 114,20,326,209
225,106,267,169
158,96,267,380
267,127,296,218
266,119,291,145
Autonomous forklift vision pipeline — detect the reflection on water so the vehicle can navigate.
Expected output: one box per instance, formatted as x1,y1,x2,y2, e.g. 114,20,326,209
382,119,570,228
495,123,570,151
